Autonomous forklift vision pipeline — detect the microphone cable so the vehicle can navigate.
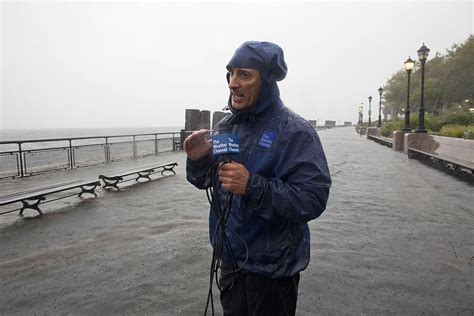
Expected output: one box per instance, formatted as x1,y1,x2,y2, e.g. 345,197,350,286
203,160,249,316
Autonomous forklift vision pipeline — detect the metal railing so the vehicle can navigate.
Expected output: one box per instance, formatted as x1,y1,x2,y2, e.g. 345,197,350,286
0,132,181,179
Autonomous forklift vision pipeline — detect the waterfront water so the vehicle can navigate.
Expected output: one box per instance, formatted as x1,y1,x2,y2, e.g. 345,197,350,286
0,127,472,314
0,127,182,142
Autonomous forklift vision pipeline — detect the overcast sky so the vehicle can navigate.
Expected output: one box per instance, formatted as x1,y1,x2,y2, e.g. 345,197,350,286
1,0,472,130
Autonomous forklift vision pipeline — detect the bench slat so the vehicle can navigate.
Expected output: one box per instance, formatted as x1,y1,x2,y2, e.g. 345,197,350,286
99,162,177,190
0,180,83,200
0,180,100,205
100,162,177,179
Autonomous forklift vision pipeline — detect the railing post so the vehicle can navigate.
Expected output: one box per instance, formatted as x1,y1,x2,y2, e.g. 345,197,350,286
154,134,158,155
24,150,30,176
105,137,110,163
13,152,20,178
180,129,186,150
18,143,25,178
68,139,74,169
133,136,137,159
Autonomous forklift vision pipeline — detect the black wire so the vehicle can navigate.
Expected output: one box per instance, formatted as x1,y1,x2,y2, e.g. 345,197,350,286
203,161,249,316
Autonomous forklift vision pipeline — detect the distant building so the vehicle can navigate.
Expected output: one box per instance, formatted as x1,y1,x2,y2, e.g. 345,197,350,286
344,121,352,126
324,120,336,127
308,120,317,129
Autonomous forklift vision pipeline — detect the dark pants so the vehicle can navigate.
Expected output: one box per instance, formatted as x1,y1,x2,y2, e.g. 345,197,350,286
219,264,300,316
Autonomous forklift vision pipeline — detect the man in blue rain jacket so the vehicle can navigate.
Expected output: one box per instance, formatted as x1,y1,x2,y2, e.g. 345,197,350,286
185,41,331,315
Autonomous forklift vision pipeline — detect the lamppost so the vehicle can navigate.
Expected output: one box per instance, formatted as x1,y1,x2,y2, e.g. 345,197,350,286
403,57,415,132
378,87,383,127
416,43,430,133
368,96,372,127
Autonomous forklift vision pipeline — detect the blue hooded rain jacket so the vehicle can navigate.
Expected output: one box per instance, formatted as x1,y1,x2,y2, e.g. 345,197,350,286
187,41,331,278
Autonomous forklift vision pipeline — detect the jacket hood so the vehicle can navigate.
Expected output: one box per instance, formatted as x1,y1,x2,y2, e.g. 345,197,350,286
226,41,287,124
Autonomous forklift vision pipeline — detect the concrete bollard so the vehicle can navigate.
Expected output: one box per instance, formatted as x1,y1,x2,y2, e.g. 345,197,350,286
325,120,336,128
366,127,380,138
392,131,405,151
199,110,211,130
185,109,211,131
404,133,431,155
180,129,193,150
212,111,228,129
185,109,201,131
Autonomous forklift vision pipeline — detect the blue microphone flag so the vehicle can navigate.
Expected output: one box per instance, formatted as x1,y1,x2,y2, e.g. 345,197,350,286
212,133,240,156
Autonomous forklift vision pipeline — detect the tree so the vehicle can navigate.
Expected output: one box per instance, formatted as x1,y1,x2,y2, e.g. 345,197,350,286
440,35,474,106
383,69,406,118
382,35,473,119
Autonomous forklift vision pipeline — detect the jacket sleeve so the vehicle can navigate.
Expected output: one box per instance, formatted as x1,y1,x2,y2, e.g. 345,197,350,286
186,155,214,190
243,129,331,224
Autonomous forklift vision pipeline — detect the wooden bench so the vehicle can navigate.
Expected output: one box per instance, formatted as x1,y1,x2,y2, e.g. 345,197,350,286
99,162,178,190
0,179,101,216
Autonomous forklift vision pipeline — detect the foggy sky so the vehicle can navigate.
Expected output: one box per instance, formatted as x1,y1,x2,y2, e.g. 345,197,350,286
1,1,472,130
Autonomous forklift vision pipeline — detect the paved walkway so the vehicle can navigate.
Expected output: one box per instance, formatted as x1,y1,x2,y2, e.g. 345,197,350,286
0,127,472,315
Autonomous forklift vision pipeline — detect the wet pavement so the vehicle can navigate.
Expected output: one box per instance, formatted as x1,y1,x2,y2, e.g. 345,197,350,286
0,127,473,315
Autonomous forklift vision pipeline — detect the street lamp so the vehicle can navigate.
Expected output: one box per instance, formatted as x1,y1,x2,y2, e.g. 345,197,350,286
416,43,430,133
368,96,372,127
378,87,384,127
403,56,415,132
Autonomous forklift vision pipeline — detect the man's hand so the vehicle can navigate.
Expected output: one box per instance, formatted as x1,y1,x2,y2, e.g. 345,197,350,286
218,162,250,196
184,129,212,161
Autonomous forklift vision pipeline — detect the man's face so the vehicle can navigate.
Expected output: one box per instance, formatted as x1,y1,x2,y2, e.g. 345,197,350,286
228,67,262,111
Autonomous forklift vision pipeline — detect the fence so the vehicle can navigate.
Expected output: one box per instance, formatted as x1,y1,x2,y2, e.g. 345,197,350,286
0,132,181,179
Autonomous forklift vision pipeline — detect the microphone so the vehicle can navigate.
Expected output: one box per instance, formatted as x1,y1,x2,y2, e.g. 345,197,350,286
203,122,240,188
212,122,240,161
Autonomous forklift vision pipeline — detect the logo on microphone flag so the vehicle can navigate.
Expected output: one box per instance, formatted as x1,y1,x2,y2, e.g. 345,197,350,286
212,133,240,155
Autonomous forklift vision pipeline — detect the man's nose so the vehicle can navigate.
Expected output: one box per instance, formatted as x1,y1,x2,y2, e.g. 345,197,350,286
228,74,239,89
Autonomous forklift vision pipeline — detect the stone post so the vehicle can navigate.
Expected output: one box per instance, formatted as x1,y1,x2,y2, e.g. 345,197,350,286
212,111,228,129
185,109,201,131
199,110,211,130
404,133,431,155
392,131,405,151
366,127,380,138
185,109,211,131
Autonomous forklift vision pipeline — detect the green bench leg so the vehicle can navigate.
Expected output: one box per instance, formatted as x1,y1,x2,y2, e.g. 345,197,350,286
161,163,177,175
79,183,100,197
136,170,153,182
100,176,123,190
19,196,46,216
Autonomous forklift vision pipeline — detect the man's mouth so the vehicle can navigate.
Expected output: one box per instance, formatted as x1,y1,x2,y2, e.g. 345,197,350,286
232,92,244,102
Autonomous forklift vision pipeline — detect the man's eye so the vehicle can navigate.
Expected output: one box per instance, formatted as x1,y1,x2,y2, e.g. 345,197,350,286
240,73,250,79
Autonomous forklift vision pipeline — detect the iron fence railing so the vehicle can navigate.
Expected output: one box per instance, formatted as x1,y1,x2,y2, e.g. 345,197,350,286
0,132,181,179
